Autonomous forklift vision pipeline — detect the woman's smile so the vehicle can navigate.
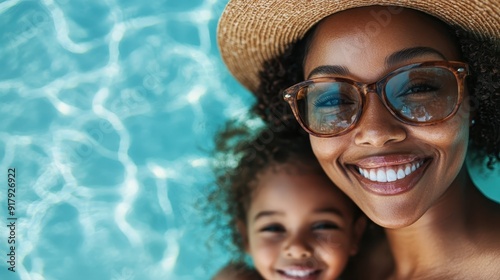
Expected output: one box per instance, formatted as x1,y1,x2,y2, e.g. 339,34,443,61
349,156,431,195
357,160,425,182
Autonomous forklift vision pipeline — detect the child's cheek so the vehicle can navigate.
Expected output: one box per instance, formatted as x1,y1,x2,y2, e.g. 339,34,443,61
314,233,349,252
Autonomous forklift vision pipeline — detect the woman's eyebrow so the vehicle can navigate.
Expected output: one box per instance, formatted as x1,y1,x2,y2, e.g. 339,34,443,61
307,65,350,79
385,47,446,67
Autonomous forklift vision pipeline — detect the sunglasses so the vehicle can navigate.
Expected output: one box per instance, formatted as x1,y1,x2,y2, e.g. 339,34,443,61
283,61,469,137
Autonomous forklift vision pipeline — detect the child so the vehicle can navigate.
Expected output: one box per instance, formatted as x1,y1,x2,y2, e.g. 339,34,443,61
209,124,366,280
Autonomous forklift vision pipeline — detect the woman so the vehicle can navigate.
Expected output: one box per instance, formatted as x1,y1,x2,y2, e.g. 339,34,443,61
217,0,499,279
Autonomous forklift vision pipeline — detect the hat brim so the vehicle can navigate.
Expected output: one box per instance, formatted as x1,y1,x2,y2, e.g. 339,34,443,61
217,0,499,93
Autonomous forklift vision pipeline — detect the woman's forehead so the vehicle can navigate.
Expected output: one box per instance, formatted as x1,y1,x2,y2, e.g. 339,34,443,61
304,6,461,80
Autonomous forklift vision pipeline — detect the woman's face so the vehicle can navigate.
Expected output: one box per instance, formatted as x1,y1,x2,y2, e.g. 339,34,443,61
304,7,470,228
244,165,364,280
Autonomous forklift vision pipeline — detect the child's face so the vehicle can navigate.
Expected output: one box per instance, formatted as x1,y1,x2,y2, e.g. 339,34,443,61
243,165,364,280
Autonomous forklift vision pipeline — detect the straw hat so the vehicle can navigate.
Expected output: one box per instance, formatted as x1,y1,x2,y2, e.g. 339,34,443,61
217,0,499,93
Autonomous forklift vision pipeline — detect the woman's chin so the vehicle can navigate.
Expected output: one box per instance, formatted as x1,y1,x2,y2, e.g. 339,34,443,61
362,202,428,229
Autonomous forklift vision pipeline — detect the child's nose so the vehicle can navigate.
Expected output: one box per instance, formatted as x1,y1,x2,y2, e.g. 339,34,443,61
283,235,313,259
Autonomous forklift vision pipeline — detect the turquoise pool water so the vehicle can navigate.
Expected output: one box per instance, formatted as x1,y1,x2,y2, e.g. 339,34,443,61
0,1,499,279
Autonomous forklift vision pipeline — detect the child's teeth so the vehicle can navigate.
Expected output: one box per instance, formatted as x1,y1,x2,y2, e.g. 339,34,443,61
284,270,314,277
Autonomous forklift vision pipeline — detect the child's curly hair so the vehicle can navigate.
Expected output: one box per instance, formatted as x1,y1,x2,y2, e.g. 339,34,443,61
252,25,500,169
206,119,328,260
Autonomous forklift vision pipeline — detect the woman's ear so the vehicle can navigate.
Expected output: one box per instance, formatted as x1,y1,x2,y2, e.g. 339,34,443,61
350,215,367,256
237,220,249,253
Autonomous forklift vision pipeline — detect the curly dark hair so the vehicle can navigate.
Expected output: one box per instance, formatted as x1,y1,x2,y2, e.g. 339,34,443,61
205,118,361,260
251,23,500,169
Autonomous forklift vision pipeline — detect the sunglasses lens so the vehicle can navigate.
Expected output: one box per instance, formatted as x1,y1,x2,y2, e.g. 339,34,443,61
384,67,459,123
296,81,361,136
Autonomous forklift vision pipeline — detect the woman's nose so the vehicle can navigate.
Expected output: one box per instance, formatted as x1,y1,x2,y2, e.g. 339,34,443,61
354,93,407,147
283,235,313,259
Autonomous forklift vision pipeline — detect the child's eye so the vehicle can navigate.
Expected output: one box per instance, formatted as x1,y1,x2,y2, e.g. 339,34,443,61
260,224,285,233
312,222,340,230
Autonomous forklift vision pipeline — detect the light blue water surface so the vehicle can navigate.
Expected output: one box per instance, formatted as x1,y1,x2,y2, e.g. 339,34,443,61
0,0,499,280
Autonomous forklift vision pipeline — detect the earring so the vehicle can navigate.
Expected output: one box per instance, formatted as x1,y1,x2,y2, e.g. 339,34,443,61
470,119,476,126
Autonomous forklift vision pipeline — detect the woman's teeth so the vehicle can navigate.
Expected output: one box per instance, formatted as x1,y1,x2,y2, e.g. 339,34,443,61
358,161,423,182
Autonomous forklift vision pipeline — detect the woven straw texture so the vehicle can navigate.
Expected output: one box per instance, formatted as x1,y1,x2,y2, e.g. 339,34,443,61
217,0,500,93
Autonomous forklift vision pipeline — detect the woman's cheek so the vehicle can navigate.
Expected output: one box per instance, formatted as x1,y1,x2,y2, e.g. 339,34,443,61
310,136,342,165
